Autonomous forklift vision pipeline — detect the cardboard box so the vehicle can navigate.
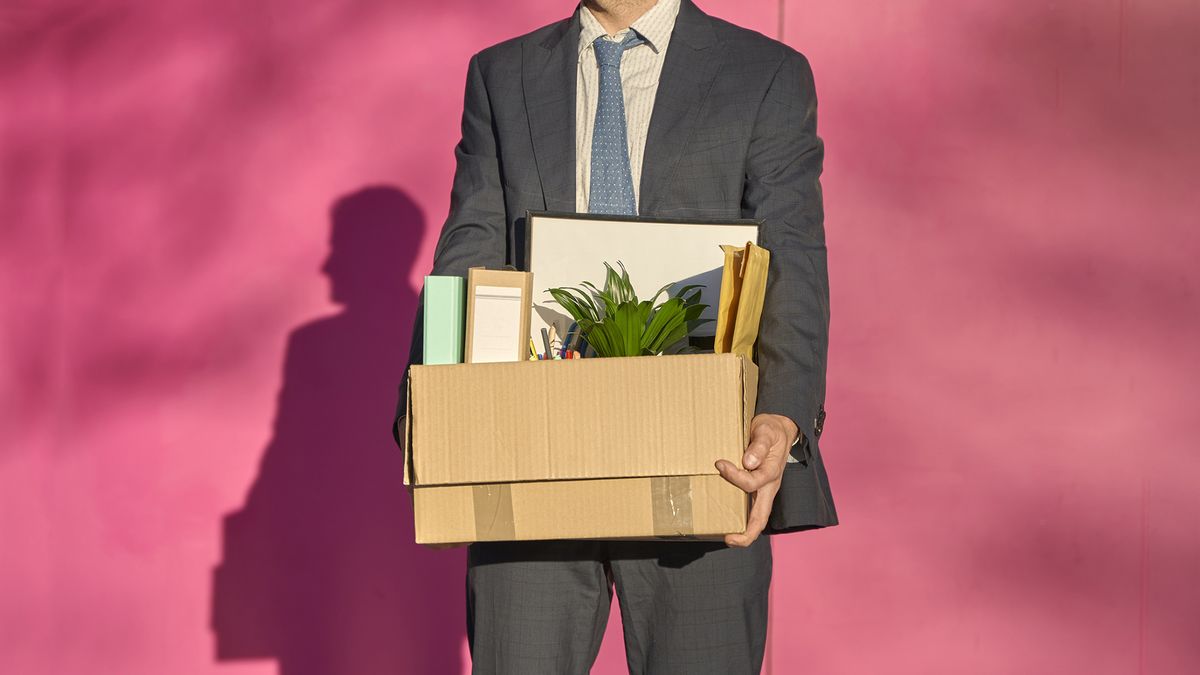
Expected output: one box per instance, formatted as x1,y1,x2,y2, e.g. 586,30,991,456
403,353,756,543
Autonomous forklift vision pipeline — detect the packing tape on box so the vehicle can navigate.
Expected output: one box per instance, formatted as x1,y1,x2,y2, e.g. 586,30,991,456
650,476,694,537
472,484,516,540
470,479,692,540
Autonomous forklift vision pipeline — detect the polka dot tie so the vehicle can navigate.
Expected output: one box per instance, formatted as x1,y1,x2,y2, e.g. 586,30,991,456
588,32,644,216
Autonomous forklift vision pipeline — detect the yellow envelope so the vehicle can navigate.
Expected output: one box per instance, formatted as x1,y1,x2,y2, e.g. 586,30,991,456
714,242,770,361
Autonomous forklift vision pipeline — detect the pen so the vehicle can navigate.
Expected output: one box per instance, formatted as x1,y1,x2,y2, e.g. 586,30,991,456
541,327,552,357
569,327,585,356
561,322,577,359
529,338,538,359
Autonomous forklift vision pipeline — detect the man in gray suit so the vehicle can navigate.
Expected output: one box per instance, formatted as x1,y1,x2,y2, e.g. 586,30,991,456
395,1,836,672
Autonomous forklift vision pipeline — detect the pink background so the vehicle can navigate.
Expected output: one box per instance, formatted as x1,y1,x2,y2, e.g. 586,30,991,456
3,0,1198,673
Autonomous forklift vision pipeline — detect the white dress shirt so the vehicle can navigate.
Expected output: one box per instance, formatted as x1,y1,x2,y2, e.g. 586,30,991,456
576,0,681,213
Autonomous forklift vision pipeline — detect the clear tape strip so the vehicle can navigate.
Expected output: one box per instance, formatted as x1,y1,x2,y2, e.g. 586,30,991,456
471,484,515,541
650,476,694,537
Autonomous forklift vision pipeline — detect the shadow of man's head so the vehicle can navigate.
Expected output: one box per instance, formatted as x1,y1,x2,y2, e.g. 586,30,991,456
322,186,423,310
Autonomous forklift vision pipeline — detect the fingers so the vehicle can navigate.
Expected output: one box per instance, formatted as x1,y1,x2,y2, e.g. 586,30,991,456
718,416,790,547
725,479,779,548
741,417,789,470
741,435,771,470
715,458,782,493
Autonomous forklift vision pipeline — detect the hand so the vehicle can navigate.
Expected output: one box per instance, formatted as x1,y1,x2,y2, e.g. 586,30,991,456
715,413,798,547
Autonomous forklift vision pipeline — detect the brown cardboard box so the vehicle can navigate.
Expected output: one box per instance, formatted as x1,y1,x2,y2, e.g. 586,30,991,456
403,353,756,544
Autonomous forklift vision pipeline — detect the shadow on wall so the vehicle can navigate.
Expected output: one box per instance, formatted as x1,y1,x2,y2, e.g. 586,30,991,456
210,186,464,674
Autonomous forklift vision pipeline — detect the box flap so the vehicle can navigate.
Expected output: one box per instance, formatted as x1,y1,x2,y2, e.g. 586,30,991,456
409,353,750,486
412,474,748,544
742,358,758,447
403,373,413,486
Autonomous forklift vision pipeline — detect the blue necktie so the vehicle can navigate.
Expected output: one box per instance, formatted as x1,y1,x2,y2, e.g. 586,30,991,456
588,32,644,216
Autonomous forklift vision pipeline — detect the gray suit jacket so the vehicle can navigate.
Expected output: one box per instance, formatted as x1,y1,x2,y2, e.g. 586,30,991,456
395,0,837,533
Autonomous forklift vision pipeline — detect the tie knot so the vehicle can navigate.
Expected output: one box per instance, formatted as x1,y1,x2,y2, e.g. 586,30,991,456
593,32,643,67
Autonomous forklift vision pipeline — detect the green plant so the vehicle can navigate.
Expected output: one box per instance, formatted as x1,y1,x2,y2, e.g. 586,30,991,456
547,262,710,357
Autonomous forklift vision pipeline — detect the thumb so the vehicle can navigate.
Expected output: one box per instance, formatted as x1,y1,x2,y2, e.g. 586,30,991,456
742,436,770,469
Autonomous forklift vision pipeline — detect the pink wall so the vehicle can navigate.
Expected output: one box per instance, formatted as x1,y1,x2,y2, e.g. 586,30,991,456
2,1,1197,673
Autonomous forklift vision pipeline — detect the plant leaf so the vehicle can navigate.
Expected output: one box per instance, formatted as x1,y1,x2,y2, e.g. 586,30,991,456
555,262,717,357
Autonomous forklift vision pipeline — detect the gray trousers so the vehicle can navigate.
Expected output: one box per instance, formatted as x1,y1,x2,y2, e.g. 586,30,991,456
466,537,772,675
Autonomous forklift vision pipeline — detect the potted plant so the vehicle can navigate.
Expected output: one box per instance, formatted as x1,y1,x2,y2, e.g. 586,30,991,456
546,262,710,358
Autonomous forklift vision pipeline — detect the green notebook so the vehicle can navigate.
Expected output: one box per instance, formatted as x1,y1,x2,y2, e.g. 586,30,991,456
422,275,465,365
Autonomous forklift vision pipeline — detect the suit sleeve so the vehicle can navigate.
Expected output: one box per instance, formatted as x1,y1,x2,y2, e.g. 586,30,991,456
392,54,508,447
743,51,837,531
744,51,828,454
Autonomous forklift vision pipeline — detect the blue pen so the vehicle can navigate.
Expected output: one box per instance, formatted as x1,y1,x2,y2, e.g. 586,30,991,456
561,322,577,359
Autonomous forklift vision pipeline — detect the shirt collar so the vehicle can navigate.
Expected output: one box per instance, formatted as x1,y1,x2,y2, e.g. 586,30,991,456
578,0,680,56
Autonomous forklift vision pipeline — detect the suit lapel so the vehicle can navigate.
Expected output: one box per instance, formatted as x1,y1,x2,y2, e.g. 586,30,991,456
523,14,580,213
639,0,723,215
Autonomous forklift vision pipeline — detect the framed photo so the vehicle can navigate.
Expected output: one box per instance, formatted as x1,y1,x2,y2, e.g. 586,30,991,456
525,211,760,352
